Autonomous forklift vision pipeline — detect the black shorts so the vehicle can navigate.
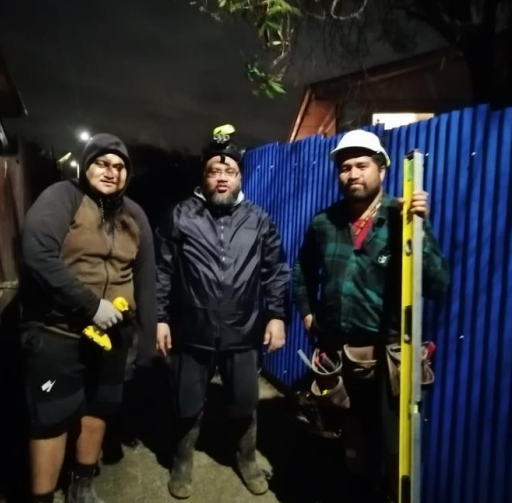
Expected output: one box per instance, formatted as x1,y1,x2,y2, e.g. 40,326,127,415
22,323,131,439
171,347,260,419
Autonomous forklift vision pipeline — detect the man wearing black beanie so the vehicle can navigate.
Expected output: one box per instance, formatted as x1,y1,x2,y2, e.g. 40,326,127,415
20,134,157,503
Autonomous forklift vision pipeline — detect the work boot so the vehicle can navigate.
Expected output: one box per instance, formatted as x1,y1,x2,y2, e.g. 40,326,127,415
168,415,202,499
234,413,268,495
67,472,104,503
31,493,54,503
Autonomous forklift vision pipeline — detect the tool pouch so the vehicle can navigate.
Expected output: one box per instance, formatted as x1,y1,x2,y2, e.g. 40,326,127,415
342,345,378,381
386,342,435,397
386,344,401,396
309,348,350,409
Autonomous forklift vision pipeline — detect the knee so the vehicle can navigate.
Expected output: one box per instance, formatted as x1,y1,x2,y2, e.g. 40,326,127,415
81,416,106,434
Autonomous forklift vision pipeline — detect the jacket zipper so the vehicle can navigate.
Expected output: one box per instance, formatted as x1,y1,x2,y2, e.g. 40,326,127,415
216,215,226,341
99,199,113,299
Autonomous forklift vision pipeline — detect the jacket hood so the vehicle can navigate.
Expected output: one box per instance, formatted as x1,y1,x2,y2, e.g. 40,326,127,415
79,133,132,201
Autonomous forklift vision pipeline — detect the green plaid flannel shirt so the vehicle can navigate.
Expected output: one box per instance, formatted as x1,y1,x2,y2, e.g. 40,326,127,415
292,194,450,341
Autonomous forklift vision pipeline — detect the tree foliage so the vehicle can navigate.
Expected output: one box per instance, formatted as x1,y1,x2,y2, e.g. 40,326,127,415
192,0,511,102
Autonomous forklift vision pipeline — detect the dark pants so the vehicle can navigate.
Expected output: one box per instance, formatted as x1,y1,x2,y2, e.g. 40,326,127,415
170,347,260,419
342,353,399,496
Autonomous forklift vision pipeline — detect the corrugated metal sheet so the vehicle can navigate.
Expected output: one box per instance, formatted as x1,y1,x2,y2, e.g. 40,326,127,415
244,105,512,503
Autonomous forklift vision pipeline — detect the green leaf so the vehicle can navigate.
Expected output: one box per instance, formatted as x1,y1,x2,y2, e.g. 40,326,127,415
267,6,284,16
249,65,263,77
264,87,275,98
265,20,281,31
268,80,286,94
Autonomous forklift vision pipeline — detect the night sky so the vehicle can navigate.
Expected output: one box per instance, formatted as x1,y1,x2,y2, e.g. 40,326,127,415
0,0,305,157
0,0,443,158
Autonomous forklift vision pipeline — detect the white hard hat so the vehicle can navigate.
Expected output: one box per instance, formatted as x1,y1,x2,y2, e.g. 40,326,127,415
330,129,390,167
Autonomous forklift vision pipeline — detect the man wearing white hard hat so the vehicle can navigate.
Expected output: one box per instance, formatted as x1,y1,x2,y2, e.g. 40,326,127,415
293,129,449,502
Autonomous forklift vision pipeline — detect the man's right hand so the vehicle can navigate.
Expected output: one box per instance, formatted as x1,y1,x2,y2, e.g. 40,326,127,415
303,314,313,332
93,299,123,330
156,322,172,356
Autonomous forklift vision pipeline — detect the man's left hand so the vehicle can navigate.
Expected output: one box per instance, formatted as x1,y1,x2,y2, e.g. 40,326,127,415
263,319,286,353
398,190,429,220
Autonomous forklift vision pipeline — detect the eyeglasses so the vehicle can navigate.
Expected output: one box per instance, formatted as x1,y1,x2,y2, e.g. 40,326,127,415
93,158,126,171
205,167,240,179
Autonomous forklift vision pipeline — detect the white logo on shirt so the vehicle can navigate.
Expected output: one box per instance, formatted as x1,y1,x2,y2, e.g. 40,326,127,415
41,380,57,393
378,254,390,265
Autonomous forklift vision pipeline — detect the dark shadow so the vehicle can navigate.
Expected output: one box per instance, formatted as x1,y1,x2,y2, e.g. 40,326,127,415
0,297,31,503
125,143,202,230
103,360,175,470
108,376,242,470
257,392,347,503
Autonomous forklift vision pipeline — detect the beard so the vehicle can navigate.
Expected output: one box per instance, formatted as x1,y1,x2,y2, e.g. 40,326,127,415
204,187,240,208
342,183,380,203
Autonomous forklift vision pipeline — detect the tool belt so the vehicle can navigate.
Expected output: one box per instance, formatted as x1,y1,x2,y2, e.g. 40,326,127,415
308,348,350,409
342,345,378,380
385,342,435,396
308,342,435,408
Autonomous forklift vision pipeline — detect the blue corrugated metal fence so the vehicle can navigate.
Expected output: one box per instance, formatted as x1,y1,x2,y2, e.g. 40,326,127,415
244,105,512,503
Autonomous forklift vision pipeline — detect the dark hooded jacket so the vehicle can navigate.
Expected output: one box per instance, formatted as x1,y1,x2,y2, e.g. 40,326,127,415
156,189,290,351
21,134,157,364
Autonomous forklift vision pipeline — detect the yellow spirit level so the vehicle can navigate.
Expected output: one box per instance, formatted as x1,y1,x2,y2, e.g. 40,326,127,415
399,151,424,503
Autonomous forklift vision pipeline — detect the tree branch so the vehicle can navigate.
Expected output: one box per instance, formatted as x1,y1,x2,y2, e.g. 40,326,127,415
330,0,369,21
394,0,458,46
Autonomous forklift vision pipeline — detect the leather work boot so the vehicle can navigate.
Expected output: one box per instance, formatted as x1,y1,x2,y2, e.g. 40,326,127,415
234,413,268,495
67,473,104,503
168,415,202,499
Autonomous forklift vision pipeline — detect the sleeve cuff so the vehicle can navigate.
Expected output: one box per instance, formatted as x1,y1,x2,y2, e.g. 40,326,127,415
265,310,287,324
83,297,101,321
